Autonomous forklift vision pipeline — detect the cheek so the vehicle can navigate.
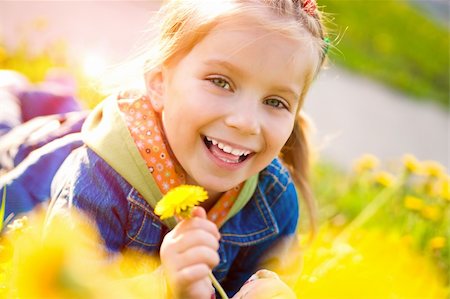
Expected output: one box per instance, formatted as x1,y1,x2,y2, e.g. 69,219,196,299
268,119,295,150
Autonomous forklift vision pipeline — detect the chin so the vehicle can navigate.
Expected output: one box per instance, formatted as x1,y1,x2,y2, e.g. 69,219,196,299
196,176,241,194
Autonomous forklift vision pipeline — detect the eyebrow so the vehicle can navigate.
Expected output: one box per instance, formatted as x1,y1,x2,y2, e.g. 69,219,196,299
203,59,300,100
203,59,246,77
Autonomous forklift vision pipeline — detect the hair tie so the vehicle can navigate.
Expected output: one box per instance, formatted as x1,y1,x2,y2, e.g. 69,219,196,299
323,36,330,55
302,0,317,16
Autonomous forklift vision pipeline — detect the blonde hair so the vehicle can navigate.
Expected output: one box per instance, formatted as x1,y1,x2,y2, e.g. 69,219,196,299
139,0,328,234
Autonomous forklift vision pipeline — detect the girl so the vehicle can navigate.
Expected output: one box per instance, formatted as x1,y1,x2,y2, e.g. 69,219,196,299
6,0,328,298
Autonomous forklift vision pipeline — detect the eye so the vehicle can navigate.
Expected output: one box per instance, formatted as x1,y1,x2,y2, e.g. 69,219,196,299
264,98,289,110
208,77,232,91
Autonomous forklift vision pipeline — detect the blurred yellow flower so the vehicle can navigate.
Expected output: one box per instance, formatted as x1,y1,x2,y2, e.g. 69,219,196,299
0,46,6,63
436,176,450,201
422,161,446,179
296,229,449,299
1,209,167,299
421,205,441,222
353,154,379,174
3,210,102,299
32,17,49,31
402,154,420,174
403,195,423,211
0,238,13,263
428,237,446,250
155,185,208,220
373,171,395,187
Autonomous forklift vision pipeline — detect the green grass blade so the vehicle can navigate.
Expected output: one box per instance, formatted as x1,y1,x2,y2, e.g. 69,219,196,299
0,187,6,230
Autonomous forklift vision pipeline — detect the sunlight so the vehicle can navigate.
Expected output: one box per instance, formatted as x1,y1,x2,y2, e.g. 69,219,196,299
82,54,107,78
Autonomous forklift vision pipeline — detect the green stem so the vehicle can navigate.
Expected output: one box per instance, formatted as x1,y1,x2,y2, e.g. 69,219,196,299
209,272,229,299
0,187,6,230
333,183,400,244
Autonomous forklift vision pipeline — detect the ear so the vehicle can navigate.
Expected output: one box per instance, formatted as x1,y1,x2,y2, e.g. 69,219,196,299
144,68,165,113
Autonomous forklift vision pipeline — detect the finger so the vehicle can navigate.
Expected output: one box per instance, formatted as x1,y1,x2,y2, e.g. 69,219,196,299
253,269,280,280
191,206,207,219
175,264,211,287
175,216,220,240
175,229,220,252
174,246,220,270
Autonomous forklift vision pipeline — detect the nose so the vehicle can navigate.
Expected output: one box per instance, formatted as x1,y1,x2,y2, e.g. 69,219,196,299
224,102,261,135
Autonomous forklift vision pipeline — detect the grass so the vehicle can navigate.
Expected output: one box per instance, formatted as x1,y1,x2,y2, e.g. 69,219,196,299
321,0,449,108
307,154,449,284
1,155,449,298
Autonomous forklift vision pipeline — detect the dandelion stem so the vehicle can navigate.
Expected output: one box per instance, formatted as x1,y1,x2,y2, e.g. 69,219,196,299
209,272,229,299
334,184,399,244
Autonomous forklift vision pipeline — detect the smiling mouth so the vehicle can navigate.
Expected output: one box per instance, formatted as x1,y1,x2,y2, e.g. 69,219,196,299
203,136,253,164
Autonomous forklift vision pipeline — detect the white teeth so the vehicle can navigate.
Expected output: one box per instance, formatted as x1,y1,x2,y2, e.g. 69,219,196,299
223,145,232,153
231,149,241,156
205,136,251,157
206,136,218,145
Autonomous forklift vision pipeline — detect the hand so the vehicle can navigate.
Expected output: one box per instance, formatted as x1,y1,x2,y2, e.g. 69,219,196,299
160,207,221,299
232,270,296,299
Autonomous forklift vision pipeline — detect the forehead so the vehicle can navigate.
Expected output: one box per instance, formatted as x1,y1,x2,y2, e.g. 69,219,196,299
183,18,319,87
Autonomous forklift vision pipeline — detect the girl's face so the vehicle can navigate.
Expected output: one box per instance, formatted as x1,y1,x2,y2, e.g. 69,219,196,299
151,19,317,199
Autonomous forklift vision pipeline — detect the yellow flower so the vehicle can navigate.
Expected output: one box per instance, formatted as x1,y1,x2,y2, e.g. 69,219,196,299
296,229,449,299
402,154,420,174
403,195,423,211
421,161,445,179
428,237,446,250
155,185,208,220
373,171,395,187
421,205,441,222
353,154,379,174
436,176,450,201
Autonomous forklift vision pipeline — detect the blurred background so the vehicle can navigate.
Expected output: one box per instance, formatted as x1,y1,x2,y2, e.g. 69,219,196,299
0,0,448,169
0,1,449,298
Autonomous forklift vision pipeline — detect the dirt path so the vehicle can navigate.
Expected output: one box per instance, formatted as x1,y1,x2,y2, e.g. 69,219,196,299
1,1,448,170
305,67,449,170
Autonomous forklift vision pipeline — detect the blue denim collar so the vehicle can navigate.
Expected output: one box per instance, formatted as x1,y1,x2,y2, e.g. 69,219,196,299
219,185,280,246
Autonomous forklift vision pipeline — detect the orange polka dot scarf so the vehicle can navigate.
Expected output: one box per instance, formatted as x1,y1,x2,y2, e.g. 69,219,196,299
119,94,243,228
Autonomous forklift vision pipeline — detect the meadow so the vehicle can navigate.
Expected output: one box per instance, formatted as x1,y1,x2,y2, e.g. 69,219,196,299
321,0,449,108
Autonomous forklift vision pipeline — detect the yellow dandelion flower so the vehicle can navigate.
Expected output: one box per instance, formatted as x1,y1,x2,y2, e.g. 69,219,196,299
402,154,420,174
353,154,379,174
421,205,441,222
155,185,208,220
296,229,449,299
403,195,423,211
436,176,450,201
0,238,13,263
428,237,446,250
421,161,445,179
373,171,395,188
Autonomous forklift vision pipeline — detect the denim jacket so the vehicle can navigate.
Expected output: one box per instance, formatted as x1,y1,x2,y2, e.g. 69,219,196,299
49,145,299,296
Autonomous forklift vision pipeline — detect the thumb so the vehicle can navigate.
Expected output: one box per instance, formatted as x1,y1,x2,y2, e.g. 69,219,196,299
191,206,207,219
